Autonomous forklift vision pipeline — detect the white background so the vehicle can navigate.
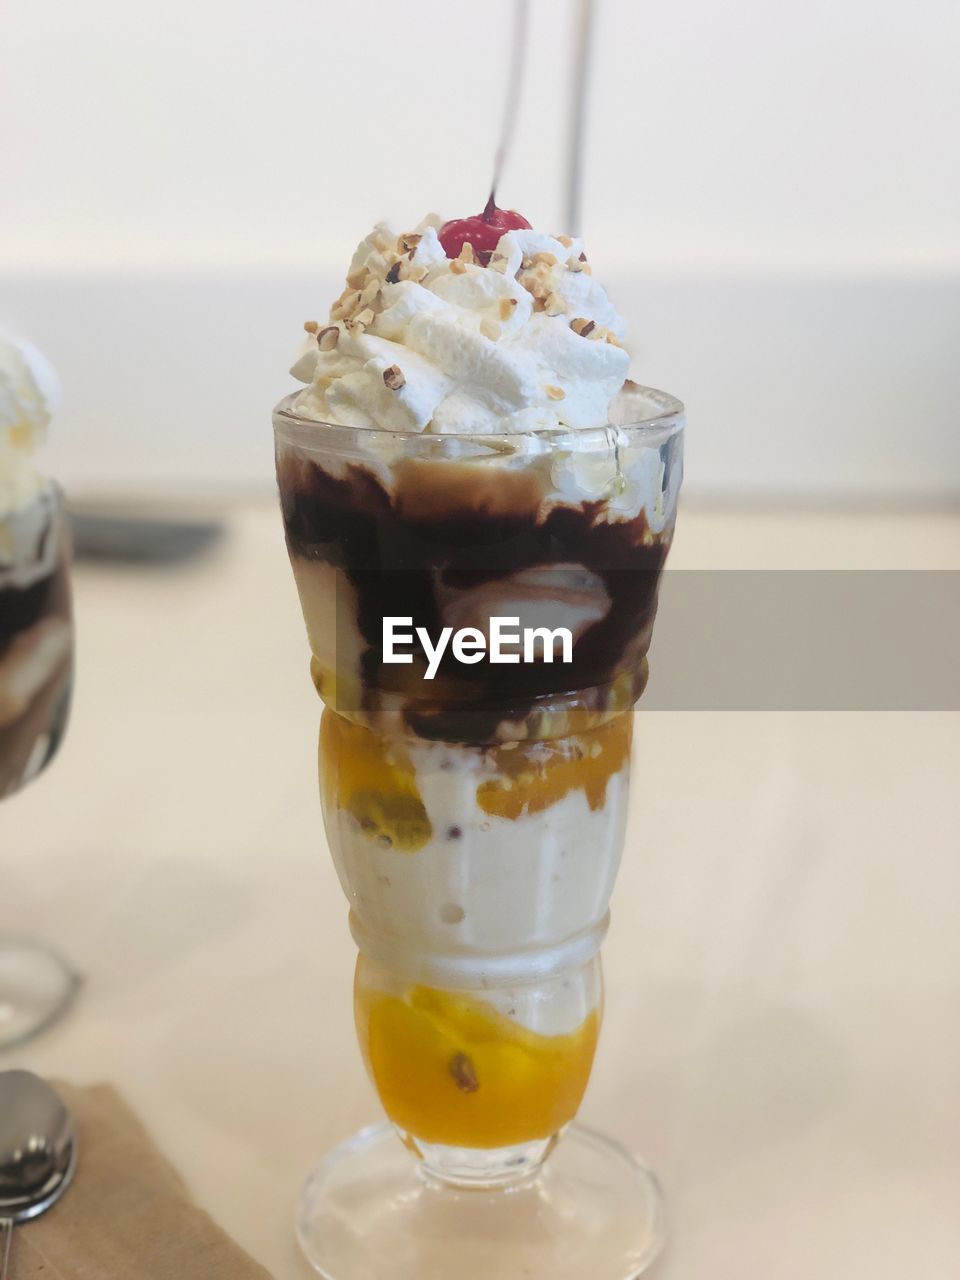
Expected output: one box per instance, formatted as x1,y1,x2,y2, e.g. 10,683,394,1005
1,0,958,497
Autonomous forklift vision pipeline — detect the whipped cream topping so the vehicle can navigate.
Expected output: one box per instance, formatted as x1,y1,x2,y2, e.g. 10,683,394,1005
549,431,681,533
0,336,59,516
291,216,630,434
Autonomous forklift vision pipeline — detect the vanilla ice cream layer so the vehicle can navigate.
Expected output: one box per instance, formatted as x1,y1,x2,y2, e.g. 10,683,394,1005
291,218,631,435
325,737,629,988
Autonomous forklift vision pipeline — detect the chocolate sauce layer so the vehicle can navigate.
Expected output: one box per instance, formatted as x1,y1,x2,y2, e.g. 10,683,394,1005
278,446,678,743
0,572,64,655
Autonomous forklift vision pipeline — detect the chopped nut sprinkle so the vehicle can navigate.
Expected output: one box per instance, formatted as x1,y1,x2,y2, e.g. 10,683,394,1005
544,292,565,316
399,233,422,253
317,325,340,351
449,1052,479,1093
570,317,596,337
360,279,382,308
532,251,558,268
479,318,502,341
346,270,366,290
303,320,319,334
499,297,518,321
545,384,566,400
557,234,574,247
382,364,405,390
350,307,375,330
449,259,467,275
385,261,402,284
458,242,476,265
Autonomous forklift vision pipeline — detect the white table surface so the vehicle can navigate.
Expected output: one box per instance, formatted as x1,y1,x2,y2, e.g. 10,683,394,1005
2,501,958,1279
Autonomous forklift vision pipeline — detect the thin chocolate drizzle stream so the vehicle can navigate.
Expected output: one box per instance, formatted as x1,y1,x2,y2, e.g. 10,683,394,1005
488,0,530,213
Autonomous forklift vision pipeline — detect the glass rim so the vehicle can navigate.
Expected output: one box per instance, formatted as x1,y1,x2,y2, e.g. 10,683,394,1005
273,381,685,452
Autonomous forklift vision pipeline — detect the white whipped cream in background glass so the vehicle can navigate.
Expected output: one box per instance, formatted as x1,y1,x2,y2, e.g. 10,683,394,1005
0,335,63,581
0,337,59,505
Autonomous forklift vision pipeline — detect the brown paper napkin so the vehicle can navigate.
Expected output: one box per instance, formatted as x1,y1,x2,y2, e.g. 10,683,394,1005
12,1081,273,1280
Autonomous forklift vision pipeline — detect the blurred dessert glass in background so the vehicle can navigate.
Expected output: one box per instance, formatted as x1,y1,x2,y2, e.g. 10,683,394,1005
0,334,77,1046
0,337,72,797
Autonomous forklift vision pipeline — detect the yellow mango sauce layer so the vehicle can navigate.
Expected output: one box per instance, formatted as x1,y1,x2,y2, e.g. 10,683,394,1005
320,708,632,854
355,979,600,1149
320,709,433,852
476,712,632,820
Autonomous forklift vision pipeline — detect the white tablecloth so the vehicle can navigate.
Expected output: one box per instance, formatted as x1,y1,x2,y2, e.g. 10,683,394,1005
2,503,958,1279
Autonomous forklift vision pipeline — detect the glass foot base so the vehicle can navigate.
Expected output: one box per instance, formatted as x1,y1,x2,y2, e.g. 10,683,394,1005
296,1122,665,1280
0,939,81,1050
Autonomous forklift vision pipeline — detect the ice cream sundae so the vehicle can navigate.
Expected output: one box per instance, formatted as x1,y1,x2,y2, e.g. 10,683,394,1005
276,203,683,1192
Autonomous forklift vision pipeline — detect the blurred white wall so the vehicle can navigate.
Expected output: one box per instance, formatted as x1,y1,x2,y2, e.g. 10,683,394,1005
1,0,958,498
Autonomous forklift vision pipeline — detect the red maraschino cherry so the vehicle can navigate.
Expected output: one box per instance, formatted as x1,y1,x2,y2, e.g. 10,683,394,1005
438,195,531,264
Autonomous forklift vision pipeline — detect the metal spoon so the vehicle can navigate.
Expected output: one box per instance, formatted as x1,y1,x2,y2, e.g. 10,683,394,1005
0,1071,77,1279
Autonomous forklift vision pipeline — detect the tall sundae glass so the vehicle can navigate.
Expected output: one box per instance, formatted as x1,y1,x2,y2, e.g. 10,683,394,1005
275,211,683,1278
0,336,77,1046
